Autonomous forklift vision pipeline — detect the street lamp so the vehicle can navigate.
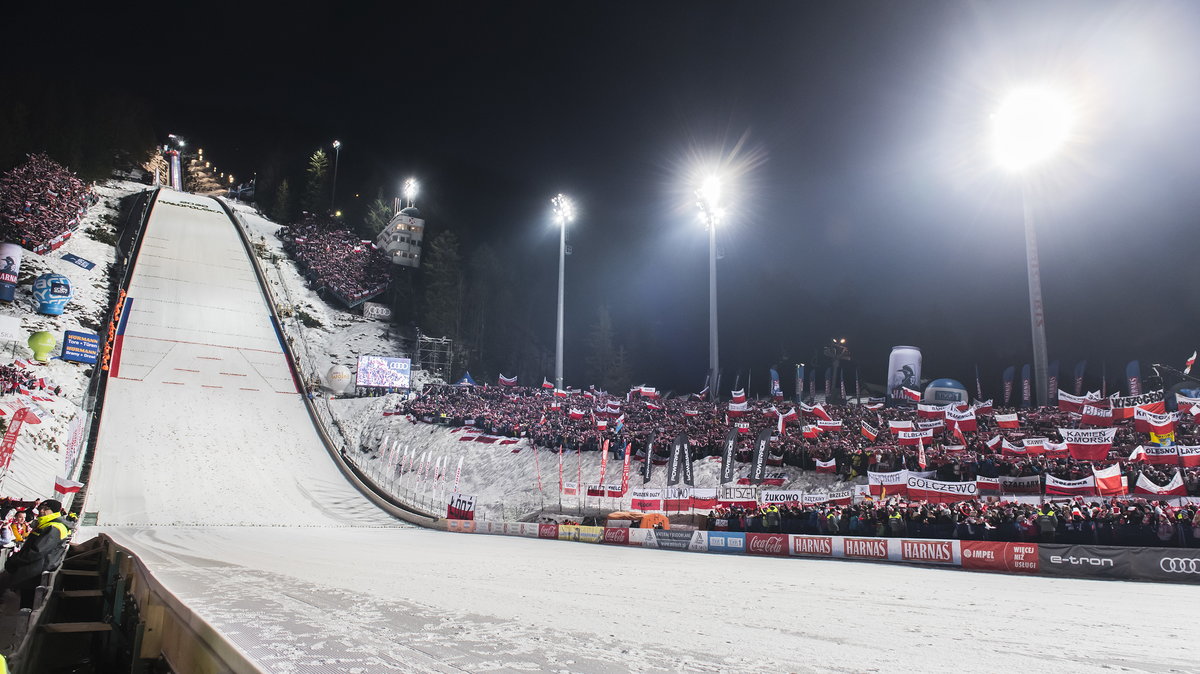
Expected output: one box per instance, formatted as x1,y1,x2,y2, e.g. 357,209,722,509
551,194,576,391
991,86,1074,406
403,178,418,208
331,140,342,210
696,174,725,397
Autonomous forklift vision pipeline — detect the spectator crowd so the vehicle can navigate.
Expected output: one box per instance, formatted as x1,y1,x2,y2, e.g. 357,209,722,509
0,154,96,252
280,212,390,306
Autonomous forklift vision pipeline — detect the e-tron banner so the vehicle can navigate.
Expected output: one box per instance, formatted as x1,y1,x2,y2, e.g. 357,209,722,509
1038,545,1130,580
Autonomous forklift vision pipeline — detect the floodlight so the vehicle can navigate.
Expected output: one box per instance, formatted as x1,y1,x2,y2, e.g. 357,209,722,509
991,86,1074,171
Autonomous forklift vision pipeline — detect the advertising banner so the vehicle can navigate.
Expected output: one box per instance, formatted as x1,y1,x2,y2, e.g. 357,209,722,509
558,525,604,543
355,355,411,388
0,243,23,302
538,523,559,539
649,530,695,551
601,527,630,545
887,346,922,403
1039,545,1132,580
361,301,393,320
745,533,789,557
707,532,746,554
719,429,738,484
61,330,101,364
1124,549,1200,584
997,475,1042,494
960,542,1040,573
789,535,835,557
843,537,890,560
61,252,95,270
0,315,20,343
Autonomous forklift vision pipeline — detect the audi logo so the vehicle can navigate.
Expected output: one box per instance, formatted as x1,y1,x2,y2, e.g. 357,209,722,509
1159,558,1200,574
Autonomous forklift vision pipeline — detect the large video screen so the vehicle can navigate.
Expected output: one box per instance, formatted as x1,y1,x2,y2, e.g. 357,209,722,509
355,355,411,388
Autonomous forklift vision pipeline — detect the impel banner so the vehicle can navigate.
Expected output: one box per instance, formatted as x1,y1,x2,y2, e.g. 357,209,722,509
961,542,1040,573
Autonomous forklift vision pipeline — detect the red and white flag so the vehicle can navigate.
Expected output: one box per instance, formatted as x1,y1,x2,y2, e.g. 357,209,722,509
1177,445,1200,467
1060,427,1117,461
898,429,934,446
727,401,749,416
817,419,843,432
986,435,1002,451
861,421,879,442
917,437,927,470
888,420,913,433
809,404,832,422
1044,474,1097,497
54,476,84,494
917,404,946,420
1143,445,1180,466
972,399,993,416
1134,408,1177,435
498,374,518,386
1092,464,1127,496
815,457,837,474
1134,471,1187,497
900,387,921,401
995,413,1020,429
1127,445,1148,463
1185,350,1197,375
1081,405,1112,427
542,378,555,389
945,407,977,433
568,408,585,420
1057,391,1086,414
730,388,747,404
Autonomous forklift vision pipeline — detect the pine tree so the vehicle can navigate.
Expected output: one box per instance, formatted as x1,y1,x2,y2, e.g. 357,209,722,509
301,149,329,213
420,230,464,341
362,189,395,238
272,179,293,223
608,345,633,393
585,305,617,389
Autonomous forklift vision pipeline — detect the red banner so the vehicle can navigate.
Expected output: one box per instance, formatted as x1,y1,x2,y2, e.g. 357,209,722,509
1060,428,1116,461
900,539,955,564
1081,405,1112,427
745,533,789,557
1044,474,1096,496
960,541,1039,573
1144,445,1179,466
905,477,977,504
0,408,27,472
898,430,934,446
601,527,629,545
995,413,1020,429
789,535,834,557
1178,445,1200,468
538,523,559,538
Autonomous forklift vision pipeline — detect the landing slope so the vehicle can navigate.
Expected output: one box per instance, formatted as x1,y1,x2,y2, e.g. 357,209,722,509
86,191,385,526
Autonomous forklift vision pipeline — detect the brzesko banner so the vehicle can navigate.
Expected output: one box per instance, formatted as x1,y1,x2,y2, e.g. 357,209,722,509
1060,428,1117,461
905,477,977,503
868,470,909,497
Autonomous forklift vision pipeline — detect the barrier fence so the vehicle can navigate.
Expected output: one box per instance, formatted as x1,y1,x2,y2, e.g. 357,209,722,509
445,520,1200,584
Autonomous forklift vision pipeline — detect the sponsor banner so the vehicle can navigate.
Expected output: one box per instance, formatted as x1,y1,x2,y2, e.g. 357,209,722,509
745,533,789,557
558,525,603,543
789,535,834,557
652,530,696,551
905,477,977,503
1126,550,1200,583
61,252,96,270
362,300,393,320
899,539,958,565
760,490,805,505
505,522,540,537
62,330,101,364
538,523,559,539
1039,545,1131,580
842,537,889,560
960,542,1040,573
707,531,746,554
627,528,651,545
719,485,758,506
446,519,476,533
688,531,708,552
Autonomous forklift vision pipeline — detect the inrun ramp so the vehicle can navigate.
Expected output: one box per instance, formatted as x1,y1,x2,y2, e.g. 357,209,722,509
80,191,1200,673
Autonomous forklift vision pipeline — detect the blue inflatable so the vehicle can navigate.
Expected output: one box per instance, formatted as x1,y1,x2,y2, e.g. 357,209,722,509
32,272,73,315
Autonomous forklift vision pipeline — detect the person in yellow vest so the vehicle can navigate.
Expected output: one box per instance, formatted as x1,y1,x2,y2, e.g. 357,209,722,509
0,500,70,610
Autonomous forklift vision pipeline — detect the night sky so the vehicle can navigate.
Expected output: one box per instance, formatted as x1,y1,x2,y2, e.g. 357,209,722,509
11,2,1200,395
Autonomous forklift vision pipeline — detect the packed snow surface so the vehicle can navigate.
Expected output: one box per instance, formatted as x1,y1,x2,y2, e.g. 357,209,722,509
81,190,1200,673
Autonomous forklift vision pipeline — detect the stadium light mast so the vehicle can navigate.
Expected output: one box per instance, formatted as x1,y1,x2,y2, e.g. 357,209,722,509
331,140,342,210
697,174,724,397
551,194,575,391
403,178,418,208
991,85,1074,407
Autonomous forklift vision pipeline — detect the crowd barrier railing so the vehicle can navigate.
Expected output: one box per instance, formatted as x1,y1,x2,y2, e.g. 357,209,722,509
444,519,1200,584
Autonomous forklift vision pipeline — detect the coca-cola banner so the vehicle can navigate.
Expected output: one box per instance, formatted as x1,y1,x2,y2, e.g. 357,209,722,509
960,542,1040,573
538,523,559,539
905,477,977,503
601,528,630,545
745,533,789,557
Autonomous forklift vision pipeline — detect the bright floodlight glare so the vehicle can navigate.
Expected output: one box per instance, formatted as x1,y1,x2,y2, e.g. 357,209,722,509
332,139,341,149
699,174,722,209
551,194,575,226
403,178,418,202
991,87,1074,171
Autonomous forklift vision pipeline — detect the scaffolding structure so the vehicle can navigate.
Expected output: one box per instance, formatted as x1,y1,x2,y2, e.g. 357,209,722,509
416,331,454,383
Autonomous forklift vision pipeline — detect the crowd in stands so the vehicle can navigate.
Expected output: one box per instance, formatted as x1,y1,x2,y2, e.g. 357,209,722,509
280,212,390,306
709,497,1200,547
0,154,96,251
398,383,1200,499
0,363,62,398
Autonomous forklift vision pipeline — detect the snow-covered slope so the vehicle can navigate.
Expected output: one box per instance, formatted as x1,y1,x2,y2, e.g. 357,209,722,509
85,190,392,526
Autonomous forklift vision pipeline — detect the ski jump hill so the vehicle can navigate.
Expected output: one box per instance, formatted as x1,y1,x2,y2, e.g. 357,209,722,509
70,190,1196,673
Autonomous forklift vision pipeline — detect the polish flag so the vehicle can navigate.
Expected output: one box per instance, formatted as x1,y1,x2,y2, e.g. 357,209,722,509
1092,464,1127,496
568,408,585,420
1044,441,1069,458
1057,391,1086,414
1185,350,1197,375
640,386,660,399
815,458,837,474
1134,471,1187,497
817,420,843,432
730,389,747,404
1143,445,1179,466
898,430,934,446
995,413,1019,429
1127,445,1148,463
498,374,518,386
54,476,84,494
542,378,555,389
917,438,927,470
781,408,799,424
986,435,1002,451
802,425,820,439
808,404,832,422
1061,427,1117,462
684,409,700,417
861,422,879,442
945,407,977,433
727,401,748,417
887,420,913,433
645,401,663,411
972,399,993,416
1081,405,1112,427
917,404,945,420
1001,439,1025,456
553,389,569,398
1134,408,1176,435
900,387,921,401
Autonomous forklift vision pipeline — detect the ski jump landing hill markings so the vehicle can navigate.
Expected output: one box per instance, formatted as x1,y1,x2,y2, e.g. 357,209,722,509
87,191,388,527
